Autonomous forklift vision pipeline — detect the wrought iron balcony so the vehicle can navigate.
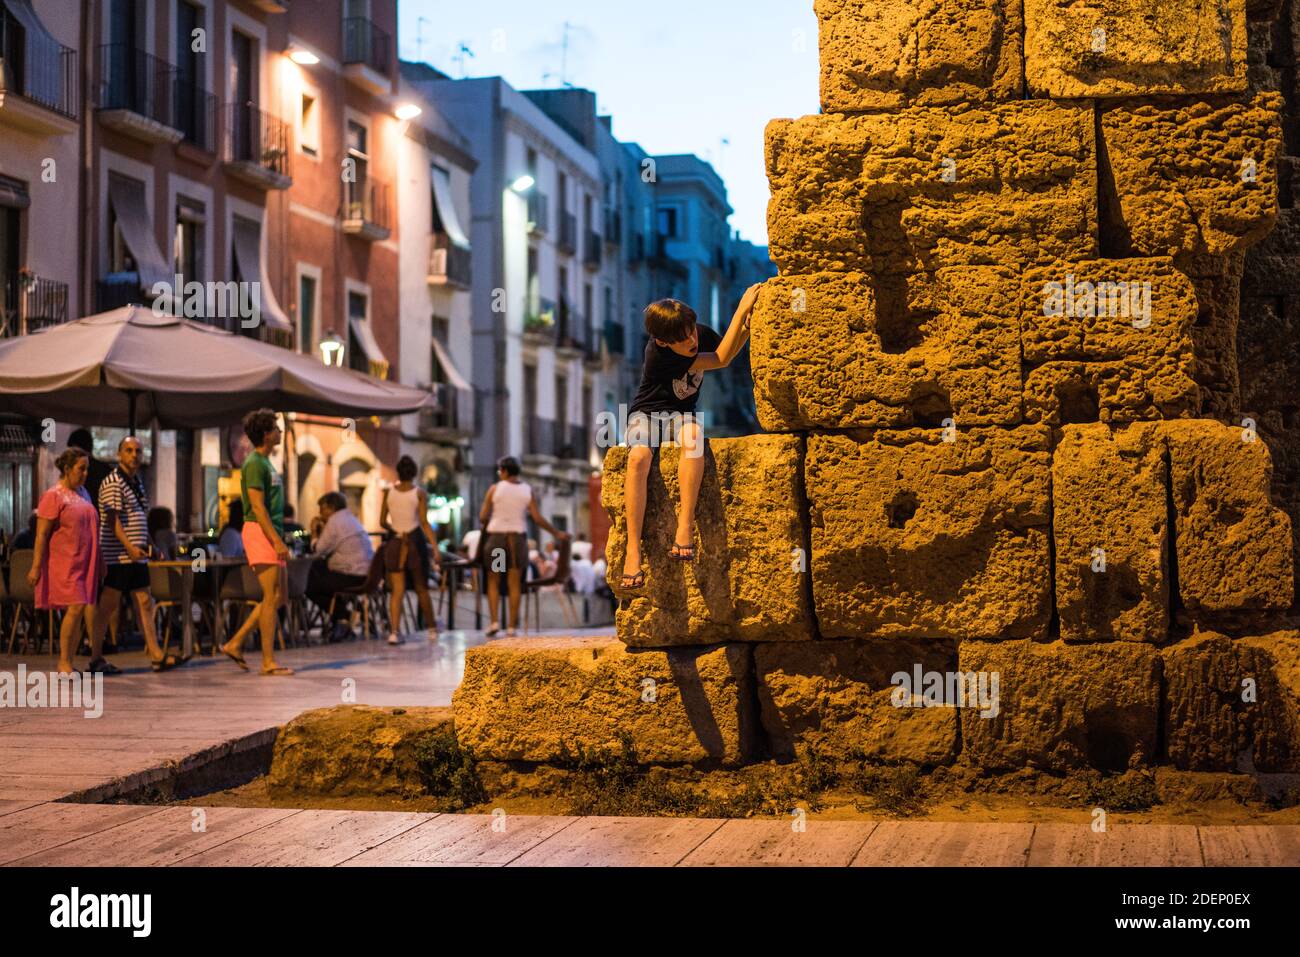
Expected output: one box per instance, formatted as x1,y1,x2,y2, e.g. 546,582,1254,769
527,190,549,234
95,43,183,144
341,176,391,241
419,382,474,438
342,16,390,93
558,210,577,254
0,272,69,337
428,233,471,288
584,230,602,270
0,5,79,129
223,102,291,189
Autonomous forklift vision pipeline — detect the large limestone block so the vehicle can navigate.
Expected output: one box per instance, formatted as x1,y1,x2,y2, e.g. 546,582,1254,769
1183,255,1245,419
806,426,1053,640
816,0,1023,111
1024,0,1248,97
1021,259,1201,424
1053,424,1170,643
1163,630,1300,772
1100,94,1282,260
452,636,760,766
1163,419,1295,622
750,268,1023,431
267,705,455,797
766,102,1097,275
601,434,814,647
959,639,1162,771
755,638,959,765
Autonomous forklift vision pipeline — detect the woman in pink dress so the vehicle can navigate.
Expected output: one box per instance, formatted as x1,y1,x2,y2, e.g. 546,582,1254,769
27,447,102,674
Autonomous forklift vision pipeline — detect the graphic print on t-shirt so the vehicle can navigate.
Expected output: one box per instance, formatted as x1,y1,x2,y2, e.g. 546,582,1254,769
672,369,704,401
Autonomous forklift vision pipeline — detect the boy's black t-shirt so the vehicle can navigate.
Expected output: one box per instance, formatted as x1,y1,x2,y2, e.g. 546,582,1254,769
629,324,723,416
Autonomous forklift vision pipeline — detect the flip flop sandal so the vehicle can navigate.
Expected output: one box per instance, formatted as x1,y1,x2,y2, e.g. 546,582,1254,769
620,570,646,589
260,666,294,677
221,647,250,671
151,654,182,673
669,542,696,562
86,656,122,675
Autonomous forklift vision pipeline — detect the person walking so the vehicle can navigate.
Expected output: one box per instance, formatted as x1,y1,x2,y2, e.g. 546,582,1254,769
478,456,568,637
220,408,292,676
28,447,101,674
379,455,439,644
90,435,180,673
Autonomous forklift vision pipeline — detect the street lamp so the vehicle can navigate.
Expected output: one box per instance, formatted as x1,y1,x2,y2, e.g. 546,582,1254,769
320,331,345,367
510,174,535,193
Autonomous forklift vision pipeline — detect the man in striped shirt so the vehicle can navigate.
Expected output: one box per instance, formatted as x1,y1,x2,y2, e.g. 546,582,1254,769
89,436,179,673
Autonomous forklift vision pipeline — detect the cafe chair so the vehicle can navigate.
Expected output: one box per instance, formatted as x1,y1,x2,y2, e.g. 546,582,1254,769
524,538,577,634
328,551,388,641
150,563,214,658
220,563,287,651
284,556,316,647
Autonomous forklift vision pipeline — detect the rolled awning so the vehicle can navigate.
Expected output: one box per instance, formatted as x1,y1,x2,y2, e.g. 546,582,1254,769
231,216,292,332
0,175,30,209
348,314,389,377
107,173,172,296
431,165,470,248
430,334,470,391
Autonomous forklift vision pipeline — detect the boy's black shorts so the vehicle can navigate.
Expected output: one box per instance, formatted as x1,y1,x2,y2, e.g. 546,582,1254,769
624,410,697,448
102,562,150,594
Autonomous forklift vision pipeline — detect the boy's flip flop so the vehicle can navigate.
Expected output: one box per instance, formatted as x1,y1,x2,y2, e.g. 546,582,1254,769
151,654,183,673
260,665,294,677
221,647,249,671
620,570,645,589
669,542,695,562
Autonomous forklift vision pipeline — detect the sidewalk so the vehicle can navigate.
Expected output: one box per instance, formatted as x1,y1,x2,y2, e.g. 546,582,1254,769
2,802,1296,866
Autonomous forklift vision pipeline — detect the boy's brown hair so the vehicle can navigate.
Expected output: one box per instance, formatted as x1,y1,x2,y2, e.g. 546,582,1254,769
644,298,697,343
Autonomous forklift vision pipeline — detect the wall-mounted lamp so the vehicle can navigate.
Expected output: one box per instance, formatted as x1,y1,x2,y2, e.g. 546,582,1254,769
510,174,535,193
288,46,320,65
394,103,423,121
320,331,345,367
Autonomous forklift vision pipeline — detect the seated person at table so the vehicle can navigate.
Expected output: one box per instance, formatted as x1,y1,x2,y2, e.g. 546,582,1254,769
282,504,307,553
11,510,37,550
307,492,374,641
148,506,179,561
217,501,245,558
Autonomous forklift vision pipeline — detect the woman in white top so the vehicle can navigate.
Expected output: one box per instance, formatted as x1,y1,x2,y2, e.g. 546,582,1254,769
380,455,439,644
479,455,569,637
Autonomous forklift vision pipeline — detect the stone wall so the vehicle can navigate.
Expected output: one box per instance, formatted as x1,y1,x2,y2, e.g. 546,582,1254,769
457,0,1300,777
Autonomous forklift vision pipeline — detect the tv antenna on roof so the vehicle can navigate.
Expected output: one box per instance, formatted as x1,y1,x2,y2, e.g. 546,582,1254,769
453,41,475,78
415,16,430,64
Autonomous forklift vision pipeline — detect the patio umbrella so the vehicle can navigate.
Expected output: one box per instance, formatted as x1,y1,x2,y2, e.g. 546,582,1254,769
0,305,434,429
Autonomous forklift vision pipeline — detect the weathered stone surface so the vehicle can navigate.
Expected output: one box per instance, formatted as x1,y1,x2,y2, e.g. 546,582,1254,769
1021,259,1200,424
755,638,959,765
602,434,814,646
1183,255,1246,419
267,705,454,798
451,636,759,766
766,102,1097,275
750,268,1022,431
1100,95,1283,260
959,639,1162,771
816,0,1023,111
1163,419,1295,623
1163,630,1300,772
1024,0,1248,98
1053,424,1170,643
806,426,1052,640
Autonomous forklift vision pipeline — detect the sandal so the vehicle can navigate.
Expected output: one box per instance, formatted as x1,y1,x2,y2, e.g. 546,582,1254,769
221,645,249,671
86,656,122,676
260,665,294,677
150,653,182,673
669,542,695,562
620,570,646,589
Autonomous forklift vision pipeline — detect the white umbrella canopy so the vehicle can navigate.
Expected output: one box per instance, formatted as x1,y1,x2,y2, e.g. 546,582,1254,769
0,306,435,428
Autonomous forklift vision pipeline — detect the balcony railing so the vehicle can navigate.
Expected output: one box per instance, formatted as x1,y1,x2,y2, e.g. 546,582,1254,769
223,102,290,183
584,230,602,269
604,318,626,356
526,417,556,457
173,76,216,150
429,233,472,288
628,232,647,264
96,43,178,131
342,16,390,75
604,207,621,245
419,382,474,437
558,210,577,253
0,273,69,337
527,190,549,234
95,277,145,313
341,176,391,239
558,423,588,462
0,6,79,119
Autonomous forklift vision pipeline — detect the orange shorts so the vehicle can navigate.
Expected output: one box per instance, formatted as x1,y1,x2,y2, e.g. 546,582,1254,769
242,522,285,567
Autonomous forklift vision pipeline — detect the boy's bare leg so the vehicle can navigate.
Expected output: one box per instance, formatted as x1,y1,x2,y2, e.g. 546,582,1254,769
675,421,705,549
622,445,652,578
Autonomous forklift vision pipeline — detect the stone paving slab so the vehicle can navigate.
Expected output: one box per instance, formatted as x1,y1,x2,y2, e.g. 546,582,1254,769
1198,825,1300,866
679,819,877,867
505,816,727,867
342,813,580,867
1026,824,1205,866
851,821,1035,867
0,802,166,865
175,809,430,866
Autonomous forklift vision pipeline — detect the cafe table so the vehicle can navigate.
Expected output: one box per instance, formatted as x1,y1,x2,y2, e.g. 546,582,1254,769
148,556,248,659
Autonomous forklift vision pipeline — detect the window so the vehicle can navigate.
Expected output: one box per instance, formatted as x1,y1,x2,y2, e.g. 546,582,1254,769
346,120,369,181
556,374,568,435
526,147,537,177
524,363,538,414
299,93,319,157
558,171,568,213
526,246,539,315
583,282,593,332
174,196,205,290
298,273,317,354
347,290,368,374
430,315,449,384
657,206,679,238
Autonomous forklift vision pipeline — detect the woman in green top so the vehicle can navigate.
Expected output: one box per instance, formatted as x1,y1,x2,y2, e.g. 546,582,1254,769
221,408,293,676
